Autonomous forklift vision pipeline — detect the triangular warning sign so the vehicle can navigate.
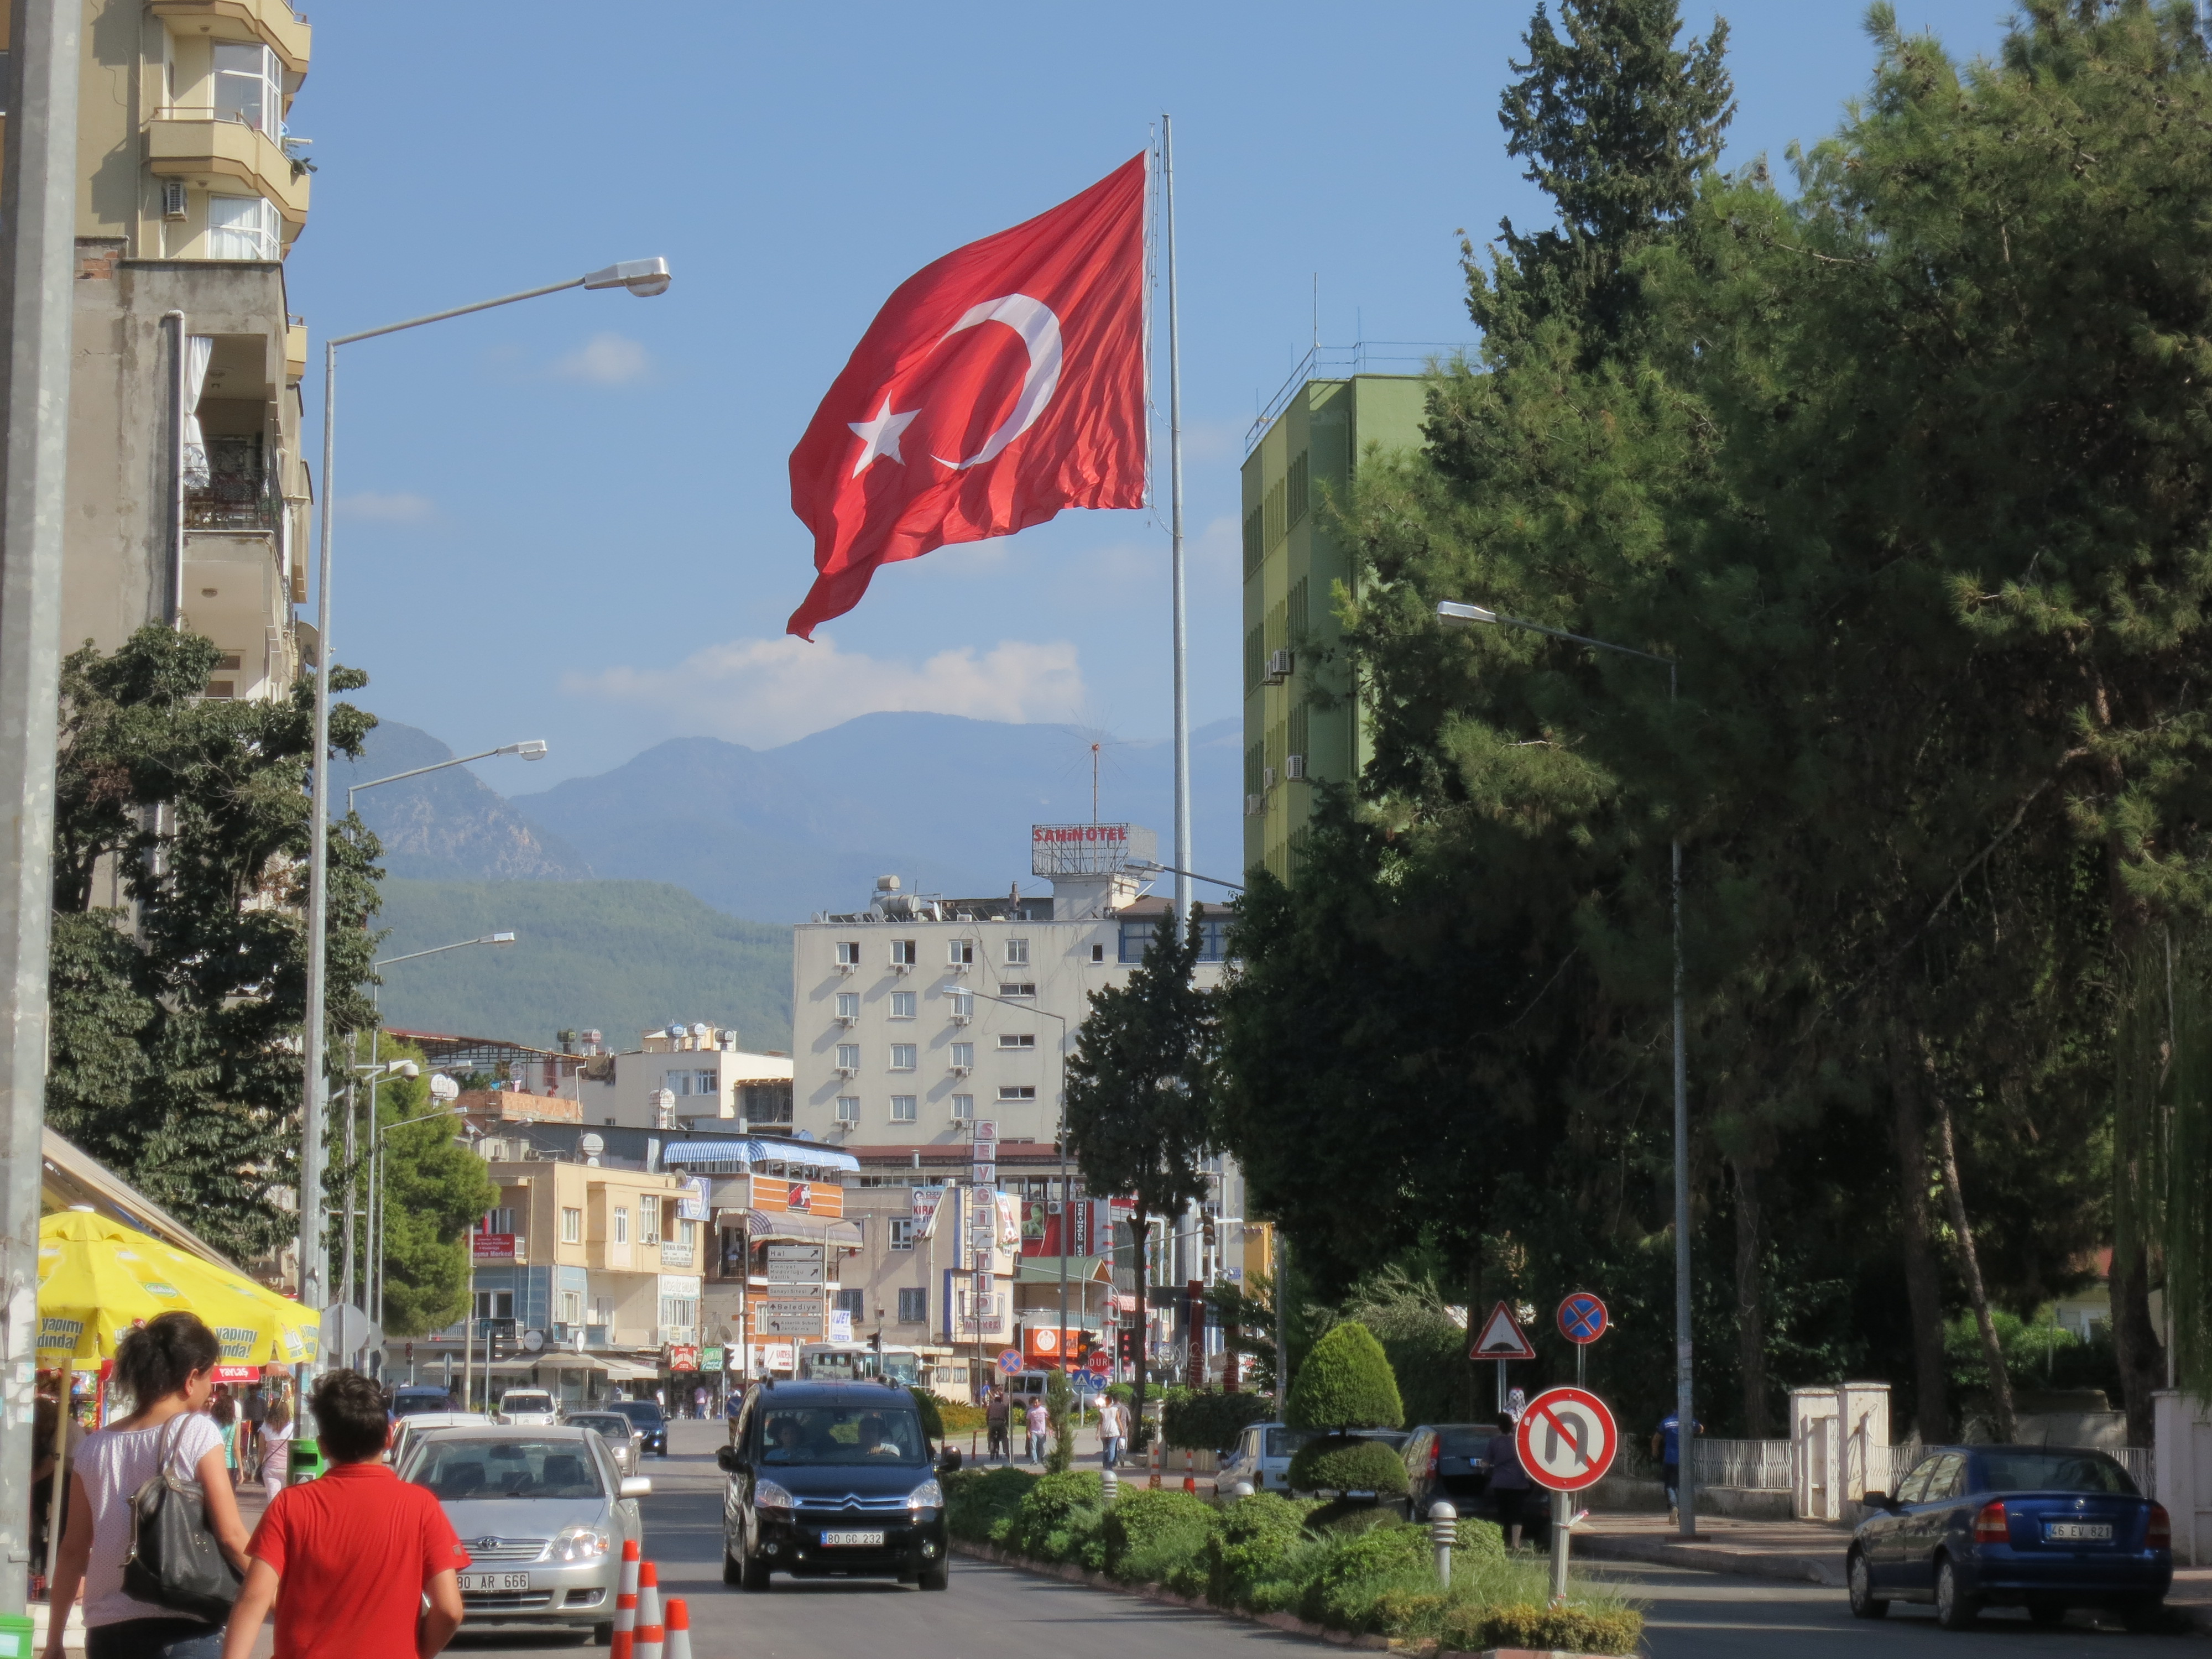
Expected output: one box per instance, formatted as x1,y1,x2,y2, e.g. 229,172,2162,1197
1470,1300,1536,1360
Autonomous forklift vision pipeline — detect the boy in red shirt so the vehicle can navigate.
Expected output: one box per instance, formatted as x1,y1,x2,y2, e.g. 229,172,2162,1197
221,1369,469,1659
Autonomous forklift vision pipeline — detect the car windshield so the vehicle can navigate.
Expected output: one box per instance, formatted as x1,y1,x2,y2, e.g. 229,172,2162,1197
502,1394,553,1412
1978,1451,2136,1495
1437,1428,1490,1457
409,1438,604,1500
392,1392,453,1418
611,1401,664,1426
1265,1427,1317,1458
570,1416,629,1437
880,1354,921,1385
757,1406,928,1466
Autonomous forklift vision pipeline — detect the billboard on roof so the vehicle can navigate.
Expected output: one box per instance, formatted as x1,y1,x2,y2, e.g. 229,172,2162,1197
1031,822,1157,878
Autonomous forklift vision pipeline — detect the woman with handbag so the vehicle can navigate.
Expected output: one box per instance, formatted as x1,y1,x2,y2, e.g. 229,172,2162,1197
44,1312,251,1659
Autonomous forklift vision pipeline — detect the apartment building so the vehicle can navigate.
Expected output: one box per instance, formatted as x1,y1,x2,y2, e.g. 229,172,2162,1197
1242,373,1426,882
55,0,314,698
575,1022,795,1132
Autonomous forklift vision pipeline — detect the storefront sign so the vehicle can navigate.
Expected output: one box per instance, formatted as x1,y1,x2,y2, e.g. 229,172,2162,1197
667,1344,699,1373
955,1290,1006,1338
748,1342,796,1374
764,1243,825,1284
828,1309,853,1343
753,1299,825,1337
471,1233,517,1261
675,1177,709,1223
747,1174,843,1219
701,1345,724,1371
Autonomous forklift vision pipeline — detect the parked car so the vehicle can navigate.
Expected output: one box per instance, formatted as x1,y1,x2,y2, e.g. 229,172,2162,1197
1217,1421,1314,1495
390,1411,489,1472
495,1389,560,1426
716,1379,956,1590
400,1425,651,1643
567,1411,643,1476
1400,1423,1498,1520
606,1397,668,1457
390,1384,460,1420
1848,1444,2171,1630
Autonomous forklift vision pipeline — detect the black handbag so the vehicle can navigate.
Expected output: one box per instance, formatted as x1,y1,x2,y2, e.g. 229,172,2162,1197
120,1413,243,1624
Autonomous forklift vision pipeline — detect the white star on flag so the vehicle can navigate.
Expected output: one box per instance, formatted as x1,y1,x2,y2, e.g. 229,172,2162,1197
847,397,920,478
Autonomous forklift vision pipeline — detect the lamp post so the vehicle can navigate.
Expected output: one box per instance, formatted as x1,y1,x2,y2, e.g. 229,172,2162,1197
1436,598,1693,1539
346,739,549,817
340,1055,417,1314
958,988,1072,1378
298,261,670,1373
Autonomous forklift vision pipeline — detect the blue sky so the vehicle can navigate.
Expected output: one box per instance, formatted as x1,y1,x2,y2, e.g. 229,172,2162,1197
291,0,2017,789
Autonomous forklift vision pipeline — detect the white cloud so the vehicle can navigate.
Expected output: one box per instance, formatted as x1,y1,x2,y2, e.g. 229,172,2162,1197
551,332,652,385
562,634,1088,748
342,491,436,524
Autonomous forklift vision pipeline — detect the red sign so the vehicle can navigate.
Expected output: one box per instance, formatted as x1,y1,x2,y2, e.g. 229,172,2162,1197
667,1345,700,1373
212,1365,259,1383
472,1234,517,1261
787,1182,811,1213
1515,1386,1618,1493
1087,1349,1110,1374
1032,825,1129,847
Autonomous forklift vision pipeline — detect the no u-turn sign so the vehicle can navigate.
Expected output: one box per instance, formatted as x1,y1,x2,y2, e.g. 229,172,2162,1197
1514,1385,1618,1493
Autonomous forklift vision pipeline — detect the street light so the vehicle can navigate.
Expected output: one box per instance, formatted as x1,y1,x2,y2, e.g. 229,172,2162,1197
340,1057,418,1312
1437,597,1693,1540
346,740,549,816
1125,859,1244,894
296,260,670,1371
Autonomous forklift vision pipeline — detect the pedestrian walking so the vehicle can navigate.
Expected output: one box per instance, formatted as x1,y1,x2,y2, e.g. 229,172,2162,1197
1025,1397,1049,1465
1484,1412,1533,1550
1651,1411,1703,1526
724,1386,744,1445
984,1389,1010,1463
239,1385,265,1485
218,1370,469,1659
693,1384,707,1421
1095,1393,1126,1469
259,1392,293,1500
43,1311,252,1659
211,1391,238,1490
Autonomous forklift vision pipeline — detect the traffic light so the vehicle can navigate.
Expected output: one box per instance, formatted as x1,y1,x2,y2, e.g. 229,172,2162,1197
1070,1330,1097,1368
1116,1325,1138,1369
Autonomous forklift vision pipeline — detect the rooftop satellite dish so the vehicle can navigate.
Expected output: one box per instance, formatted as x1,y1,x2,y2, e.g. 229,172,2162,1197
581,1133,605,1156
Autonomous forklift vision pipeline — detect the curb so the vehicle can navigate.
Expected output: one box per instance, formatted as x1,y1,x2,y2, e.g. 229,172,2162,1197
949,1540,1634,1659
1573,1531,1846,1589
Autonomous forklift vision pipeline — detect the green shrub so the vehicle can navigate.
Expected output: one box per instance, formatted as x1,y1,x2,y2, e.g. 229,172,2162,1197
1454,1515,1506,1563
1102,1488,1219,1589
945,1465,1034,1546
910,1388,945,1442
1366,1588,1449,1637
1286,1436,1408,1496
1298,1521,1434,1630
1011,1469,1103,1561
1161,1387,1274,1452
1205,1490,1312,1607
1284,1322,1402,1431
1045,1369,1076,1474
1460,1602,1644,1656
1306,1497,1405,1536
935,1397,989,1435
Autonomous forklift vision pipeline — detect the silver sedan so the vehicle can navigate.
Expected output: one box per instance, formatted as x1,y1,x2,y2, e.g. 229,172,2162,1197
565,1411,643,1476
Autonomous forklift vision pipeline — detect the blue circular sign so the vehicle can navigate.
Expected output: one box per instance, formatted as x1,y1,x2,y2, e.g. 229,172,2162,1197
1557,1293,1608,1345
997,1348,1023,1374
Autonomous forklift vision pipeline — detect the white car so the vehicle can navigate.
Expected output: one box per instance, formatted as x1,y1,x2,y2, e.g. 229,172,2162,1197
495,1389,560,1426
1219,1421,1317,1495
390,1411,490,1472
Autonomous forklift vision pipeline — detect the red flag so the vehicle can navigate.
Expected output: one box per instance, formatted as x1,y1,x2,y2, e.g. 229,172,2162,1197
786,155,1148,639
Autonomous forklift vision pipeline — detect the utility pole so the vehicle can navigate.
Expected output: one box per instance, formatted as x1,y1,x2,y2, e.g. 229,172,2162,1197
0,0,80,1625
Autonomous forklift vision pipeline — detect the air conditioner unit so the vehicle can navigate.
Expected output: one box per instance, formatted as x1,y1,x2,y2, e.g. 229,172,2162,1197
836,1065,859,1078
836,1013,857,1027
836,960,856,976
161,180,187,220
950,961,970,975
1245,793,1264,817
1265,649,1294,683
1286,753,1307,780
891,960,914,975
951,1065,972,1077
950,1010,972,1025
1262,765,1277,790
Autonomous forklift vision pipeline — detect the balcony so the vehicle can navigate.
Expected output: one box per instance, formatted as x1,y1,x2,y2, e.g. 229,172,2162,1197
148,0,311,72
146,110,310,231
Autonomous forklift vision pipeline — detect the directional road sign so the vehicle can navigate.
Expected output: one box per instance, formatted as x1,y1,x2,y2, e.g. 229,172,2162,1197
1470,1300,1536,1361
998,1348,1023,1374
1515,1385,1618,1493
1557,1292,1608,1345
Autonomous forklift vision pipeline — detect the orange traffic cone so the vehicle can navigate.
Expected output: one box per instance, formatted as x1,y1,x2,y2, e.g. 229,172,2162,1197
663,1598,692,1659
611,1590,636,1659
619,1538,640,1599
635,1562,664,1659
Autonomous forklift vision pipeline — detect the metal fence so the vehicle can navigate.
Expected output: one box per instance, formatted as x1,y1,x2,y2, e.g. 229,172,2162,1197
1693,1438,1793,1491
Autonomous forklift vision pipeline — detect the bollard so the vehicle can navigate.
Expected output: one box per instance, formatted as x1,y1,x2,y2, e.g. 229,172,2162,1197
611,1592,635,1659
1428,1500,1458,1589
1100,1467,1118,1507
663,1598,692,1659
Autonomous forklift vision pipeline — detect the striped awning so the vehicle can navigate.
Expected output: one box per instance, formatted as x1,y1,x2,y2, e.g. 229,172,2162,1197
739,1210,863,1247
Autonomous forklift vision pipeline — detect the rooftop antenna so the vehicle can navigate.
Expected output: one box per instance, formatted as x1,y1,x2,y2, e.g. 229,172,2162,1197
1312,273,1319,357
1092,741,1102,825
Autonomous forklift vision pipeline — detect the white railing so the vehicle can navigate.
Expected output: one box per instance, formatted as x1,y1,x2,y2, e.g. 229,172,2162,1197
1694,1438,1793,1491
2125,1447,2156,1500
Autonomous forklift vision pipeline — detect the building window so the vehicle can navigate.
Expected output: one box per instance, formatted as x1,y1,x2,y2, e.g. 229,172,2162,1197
641,1202,661,1245
836,991,859,1020
482,1207,515,1235
1006,938,1030,966
889,1045,917,1071
890,1094,918,1122
206,194,279,261
561,1208,583,1244
999,982,1036,998
889,991,916,1019
680,1218,697,1248
1120,916,1226,963
836,941,860,966
948,990,974,1020
836,1043,861,1071
951,1093,975,1120
999,1086,1036,1101
950,1042,973,1070
998,1034,1035,1050
740,1081,793,1125
890,940,917,966
836,1095,860,1123
948,940,973,965
559,1290,583,1326
660,1295,696,1331
212,41,281,138
696,1069,718,1097
890,1217,916,1251
613,1207,629,1244
473,1290,515,1320
835,1288,865,1318
898,1287,927,1323
1092,943,1104,962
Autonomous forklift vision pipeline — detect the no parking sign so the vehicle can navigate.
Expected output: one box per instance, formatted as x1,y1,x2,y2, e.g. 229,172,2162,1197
1514,1385,1618,1493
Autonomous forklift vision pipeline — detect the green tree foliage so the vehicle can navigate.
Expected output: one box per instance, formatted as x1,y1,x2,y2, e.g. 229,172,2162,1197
1065,910,1219,1433
363,1039,498,1337
45,627,380,1260
1286,1438,1410,1501
1284,1322,1404,1432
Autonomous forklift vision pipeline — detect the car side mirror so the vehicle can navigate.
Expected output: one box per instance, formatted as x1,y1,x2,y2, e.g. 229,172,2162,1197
937,1447,963,1473
1862,1490,1893,1511
619,1476,652,1499
716,1447,744,1474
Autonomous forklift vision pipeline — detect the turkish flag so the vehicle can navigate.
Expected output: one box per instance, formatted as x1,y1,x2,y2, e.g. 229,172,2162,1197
786,155,1148,639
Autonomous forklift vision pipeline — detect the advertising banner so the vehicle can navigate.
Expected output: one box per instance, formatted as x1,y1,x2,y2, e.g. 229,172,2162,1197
471,1234,517,1261
675,1177,709,1222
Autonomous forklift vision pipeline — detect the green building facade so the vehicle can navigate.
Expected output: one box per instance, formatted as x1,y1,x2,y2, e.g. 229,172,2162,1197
1240,375,1429,882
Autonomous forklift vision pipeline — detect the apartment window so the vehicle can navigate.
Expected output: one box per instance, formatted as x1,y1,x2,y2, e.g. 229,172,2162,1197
560,1208,583,1244
1092,943,1104,962
680,1218,697,1248
890,1094,918,1123
889,991,916,1020
948,940,973,965
641,1202,660,1245
948,989,974,1020
836,1095,860,1123
950,1042,974,1070
212,41,281,138
836,941,860,966
1005,938,1030,966
613,1207,629,1244
836,991,859,1020
898,1287,927,1324
1119,915,1224,963
205,195,279,261
999,982,1036,998
835,1289,865,1319
660,1295,696,1331
482,1207,515,1235
890,940,917,966
559,1290,583,1326
998,1034,1036,1050
836,1043,861,1071
890,1218,916,1251
951,1093,975,1121
999,1086,1036,1101
889,1045,917,1071
473,1290,515,1320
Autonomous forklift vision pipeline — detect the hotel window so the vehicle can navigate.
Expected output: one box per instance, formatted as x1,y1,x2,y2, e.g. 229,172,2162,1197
889,991,916,1019
613,1207,629,1244
836,991,859,1019
890,1094,918,1123
898,1287,927,1323
889,1045,916,1071
559,1290,583,1326
890,940,917,966
951,1093,975,1120
206,195,279,261
890,1218,916,1251
998,1034,1035,1050
560,1208,583,1244
212,41,281,138
836,1043,860,1071
836,940,860,966
1005,938,1030,966
836,1095,860,1123
950,1042,973,1069
948,940,973,965
999,1085,1036,1101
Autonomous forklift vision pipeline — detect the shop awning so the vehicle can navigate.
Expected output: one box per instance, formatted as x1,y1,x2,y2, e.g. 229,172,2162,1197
738,1210,863,1247
664,1139,859,1173
1014,1255,1111,1284
599,1357,660,1382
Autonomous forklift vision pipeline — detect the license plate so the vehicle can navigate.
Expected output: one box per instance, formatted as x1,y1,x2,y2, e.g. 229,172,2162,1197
820,1530,885,1548
460,1572,532,1591
2044,1522,2113,1542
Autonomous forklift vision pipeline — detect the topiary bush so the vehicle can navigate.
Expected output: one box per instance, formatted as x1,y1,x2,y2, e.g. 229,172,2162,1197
1284,1322,1403,1432
945,1464,1034,1546
1286,1436,1408,1497
1102,1488,1219,1590
1453,1514,1506,1564
1455,1602,1644,1656
1298,1521,1434,1630
1162,1387,1274,1452
1011,1469,1103,1562
1205,1490,1313,1608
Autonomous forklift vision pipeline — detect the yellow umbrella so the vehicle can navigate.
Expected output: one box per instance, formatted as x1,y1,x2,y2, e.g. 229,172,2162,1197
37,1209,319,1368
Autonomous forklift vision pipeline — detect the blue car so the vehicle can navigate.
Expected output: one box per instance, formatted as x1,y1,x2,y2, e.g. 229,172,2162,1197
1848,1444,2170,1630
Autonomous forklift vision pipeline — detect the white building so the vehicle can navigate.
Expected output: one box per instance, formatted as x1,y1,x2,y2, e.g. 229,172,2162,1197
575,1022,795,1133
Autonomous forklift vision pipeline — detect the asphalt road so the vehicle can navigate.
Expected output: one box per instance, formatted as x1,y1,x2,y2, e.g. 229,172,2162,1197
446,1421,2193,1657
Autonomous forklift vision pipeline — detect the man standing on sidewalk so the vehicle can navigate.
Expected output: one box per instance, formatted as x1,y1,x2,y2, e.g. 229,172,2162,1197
1095,1392,1126,1469
1025,1396,1050,1465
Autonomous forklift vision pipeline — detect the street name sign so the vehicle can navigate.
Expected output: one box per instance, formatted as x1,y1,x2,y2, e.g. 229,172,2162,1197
1515,1386,1618,1493
754,1299,825,1336
1470,1301,1536,1360
1557,1293,1608,1345
764,1243,825,1284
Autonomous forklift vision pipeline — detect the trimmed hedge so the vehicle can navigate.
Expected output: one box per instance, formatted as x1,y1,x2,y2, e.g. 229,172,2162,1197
1011,1470,1104,1564
1102,1488,1216,1593
1286,1436,1408,1497
1454,1601,1644,1655
1300,1521,1433,1630
945,1465,1032,1546
1206,1490,1314,1608
1284,1322,1402,1431
1161,1387,1274,1452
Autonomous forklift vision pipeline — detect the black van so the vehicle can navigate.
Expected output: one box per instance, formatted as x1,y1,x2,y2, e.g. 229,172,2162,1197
717,1380,958,1591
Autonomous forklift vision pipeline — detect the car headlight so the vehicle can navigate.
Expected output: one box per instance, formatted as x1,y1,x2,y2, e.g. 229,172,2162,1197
755,1478,796,1511
907,1479,943,1510
544,1525,609,1564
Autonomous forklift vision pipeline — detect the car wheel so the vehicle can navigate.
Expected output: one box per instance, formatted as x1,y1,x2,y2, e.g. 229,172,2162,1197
723,1546,743,1587
2025,1600,2065,1629
1933,1557,1979,1630
742,1549,774,1592
1846,1548,1888,1619
591,1623,615,1646
919,1557,950,1592
2120,1595,2168,1633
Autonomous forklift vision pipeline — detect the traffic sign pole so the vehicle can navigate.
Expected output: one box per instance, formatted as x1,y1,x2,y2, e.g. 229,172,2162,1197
1514,1385,1619,1607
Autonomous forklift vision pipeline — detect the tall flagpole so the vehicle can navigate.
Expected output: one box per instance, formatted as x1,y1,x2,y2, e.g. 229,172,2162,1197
1163,114,1191,923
